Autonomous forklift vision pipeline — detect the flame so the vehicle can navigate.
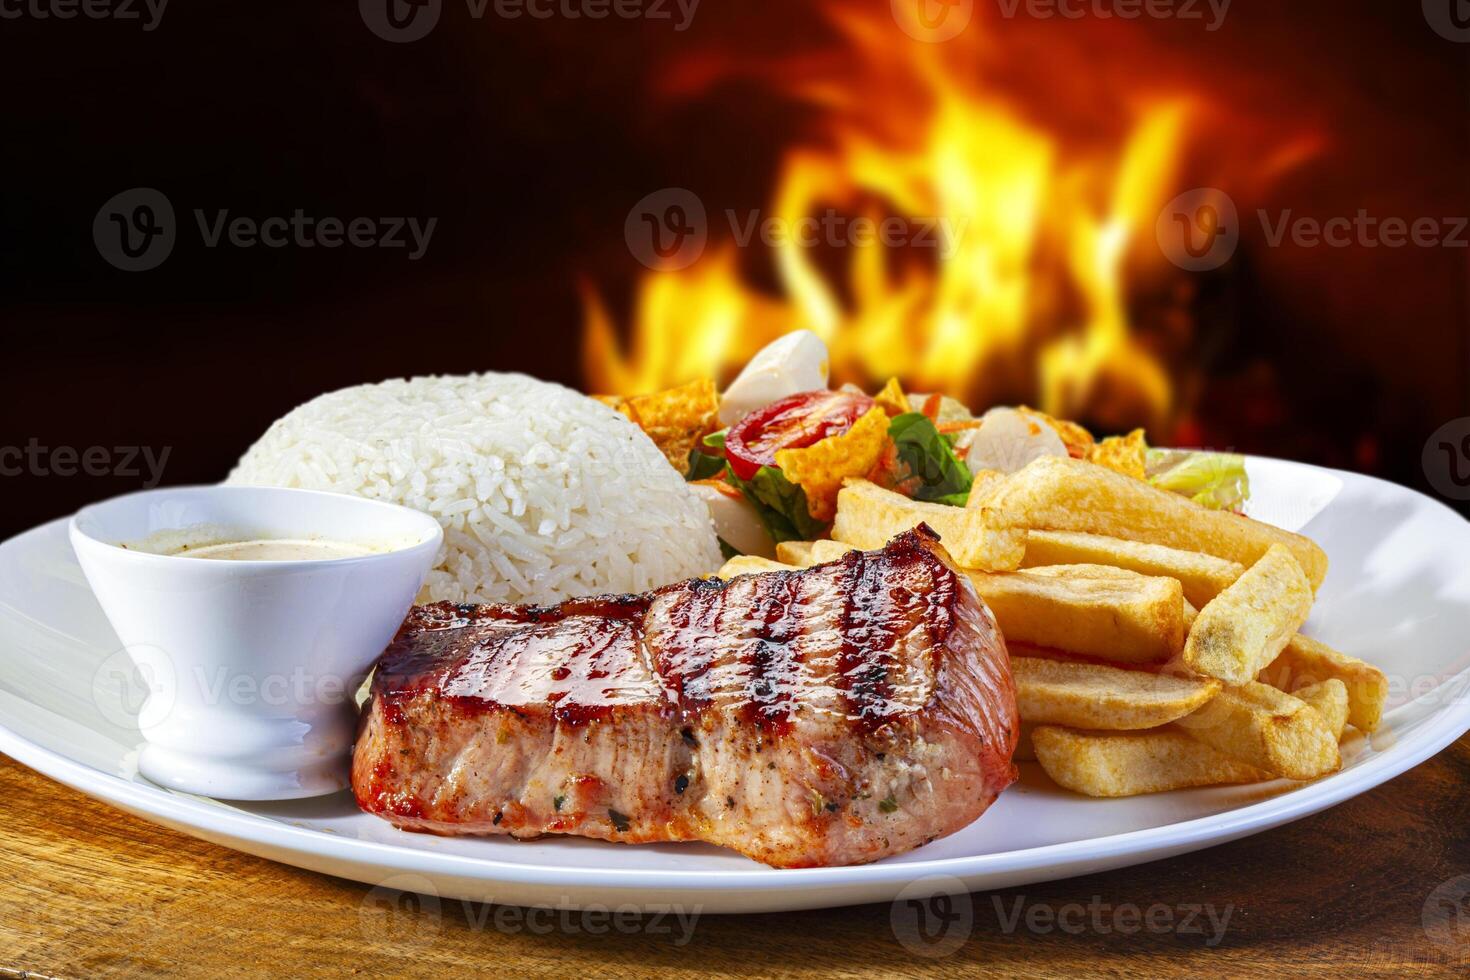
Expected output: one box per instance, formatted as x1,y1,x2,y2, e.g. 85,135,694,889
583,6,1201,433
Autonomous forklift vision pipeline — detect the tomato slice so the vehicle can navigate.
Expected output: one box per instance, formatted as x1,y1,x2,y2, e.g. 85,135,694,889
725,390,876,481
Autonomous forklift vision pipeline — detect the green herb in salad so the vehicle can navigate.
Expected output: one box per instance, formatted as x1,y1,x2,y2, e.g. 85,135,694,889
888,412,973,506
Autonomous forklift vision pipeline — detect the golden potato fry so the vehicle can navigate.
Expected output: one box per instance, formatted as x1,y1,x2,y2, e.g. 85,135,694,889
833,479,1026,571
808,539,858,564
1182,545,1313,686
1021,530,1245,608
1012,657,1220,729
964,469,1008,509
774,540,818,567
1089,429,1147,480
1176,680,1340,780
967,567,1184,664
1295,679,1349,742
1032,725,1266,797
715,556,797,580
1258,633,1387,733
775,407,891,522
604,378,720,472
983,456,1328,590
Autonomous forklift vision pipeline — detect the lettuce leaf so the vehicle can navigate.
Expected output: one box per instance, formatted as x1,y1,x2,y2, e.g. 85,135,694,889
888,412,973,505
1146,449,1250,511
685,429,728,481
730,465,827,543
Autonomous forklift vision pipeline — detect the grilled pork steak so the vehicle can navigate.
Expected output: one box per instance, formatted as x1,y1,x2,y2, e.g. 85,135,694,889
352,526,1018,868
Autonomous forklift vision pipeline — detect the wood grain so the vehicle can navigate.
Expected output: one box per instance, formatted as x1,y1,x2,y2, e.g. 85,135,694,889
1,742,1467,979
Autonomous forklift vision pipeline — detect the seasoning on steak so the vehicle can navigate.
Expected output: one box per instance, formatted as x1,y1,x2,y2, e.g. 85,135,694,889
352,525,1018,868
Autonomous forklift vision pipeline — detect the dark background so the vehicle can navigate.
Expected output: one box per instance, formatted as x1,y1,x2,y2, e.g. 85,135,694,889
2,0,1467,538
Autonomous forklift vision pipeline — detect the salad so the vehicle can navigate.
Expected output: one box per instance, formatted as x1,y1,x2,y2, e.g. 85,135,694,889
599,331,1248,558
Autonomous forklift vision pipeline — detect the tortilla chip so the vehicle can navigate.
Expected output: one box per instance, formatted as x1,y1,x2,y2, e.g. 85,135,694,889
1018,406,1094,459
774,407,891,522
874,377,910,418
1090,428,1148,480
602,379,720,472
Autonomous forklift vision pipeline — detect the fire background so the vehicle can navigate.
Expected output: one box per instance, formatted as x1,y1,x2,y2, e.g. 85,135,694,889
0,0,1466,540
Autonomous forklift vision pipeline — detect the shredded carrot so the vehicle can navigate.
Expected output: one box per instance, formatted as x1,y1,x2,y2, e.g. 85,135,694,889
937,419,980,434
921,393,943,420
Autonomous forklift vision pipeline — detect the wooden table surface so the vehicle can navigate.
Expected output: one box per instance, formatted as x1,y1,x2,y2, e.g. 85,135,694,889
2,741,1467,979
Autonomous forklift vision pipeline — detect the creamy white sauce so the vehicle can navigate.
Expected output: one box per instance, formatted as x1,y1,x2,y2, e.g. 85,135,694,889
170,538,376,562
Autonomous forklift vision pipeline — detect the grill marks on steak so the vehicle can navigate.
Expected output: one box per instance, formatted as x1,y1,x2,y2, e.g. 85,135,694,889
353,526,1019,868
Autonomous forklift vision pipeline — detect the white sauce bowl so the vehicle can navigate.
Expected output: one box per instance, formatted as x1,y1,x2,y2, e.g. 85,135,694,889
69,486,443,800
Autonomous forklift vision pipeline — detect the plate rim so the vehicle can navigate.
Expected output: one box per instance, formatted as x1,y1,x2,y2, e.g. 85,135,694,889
3,459,1469,900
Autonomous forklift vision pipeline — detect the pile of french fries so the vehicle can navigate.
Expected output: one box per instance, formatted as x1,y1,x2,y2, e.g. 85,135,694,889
716,455,1389,798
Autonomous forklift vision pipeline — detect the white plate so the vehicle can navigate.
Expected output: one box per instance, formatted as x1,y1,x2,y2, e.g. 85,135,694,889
1,459,1468,914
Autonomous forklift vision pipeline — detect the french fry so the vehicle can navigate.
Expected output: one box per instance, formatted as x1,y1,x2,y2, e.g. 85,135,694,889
1175,680,1340,780
809,545,1183,662
715,556,797,580
965,469,1008,509
774,541,818,567
833,479,1025,571
1012,657,1220,729
968,567,1184,664
1182,545,1313,685
1032,725,1267,797
1258,633,1388,733
1295,679,1349,742
1021,530,1245,608
808,539,858,564
982,456,1329,590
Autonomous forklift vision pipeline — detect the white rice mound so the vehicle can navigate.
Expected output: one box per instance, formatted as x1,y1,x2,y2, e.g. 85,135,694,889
227,373,722,605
